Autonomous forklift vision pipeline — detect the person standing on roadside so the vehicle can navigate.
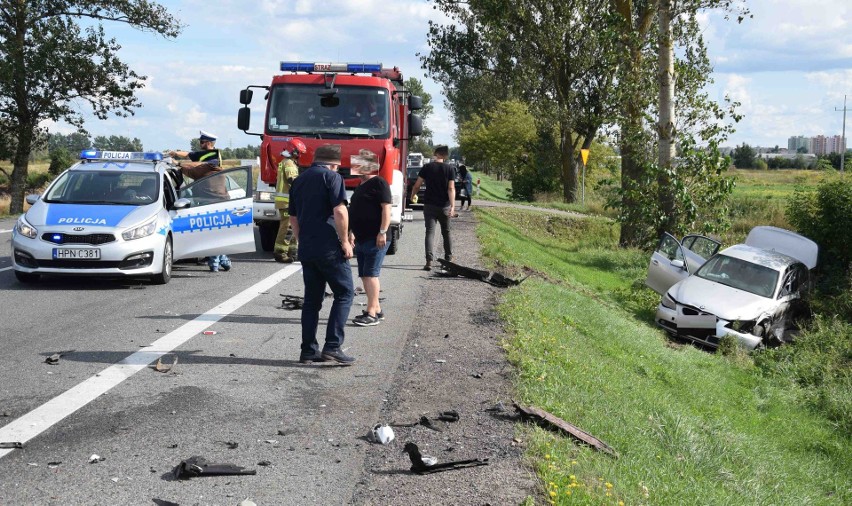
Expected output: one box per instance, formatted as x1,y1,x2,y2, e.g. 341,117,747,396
348,150,391,327
273,140,304,263
410,145,455,271
458,164,473,210
168,130,231,272
288,144,356,365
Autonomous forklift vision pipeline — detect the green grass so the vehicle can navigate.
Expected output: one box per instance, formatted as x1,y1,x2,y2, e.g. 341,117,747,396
471,170,513,202
476,207,851,505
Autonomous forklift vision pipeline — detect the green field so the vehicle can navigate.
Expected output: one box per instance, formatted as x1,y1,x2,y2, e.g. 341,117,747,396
477,207,850,505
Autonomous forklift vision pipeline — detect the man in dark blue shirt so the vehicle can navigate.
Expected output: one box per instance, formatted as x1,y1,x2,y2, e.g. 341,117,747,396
288,144,355,365
410,145,455,271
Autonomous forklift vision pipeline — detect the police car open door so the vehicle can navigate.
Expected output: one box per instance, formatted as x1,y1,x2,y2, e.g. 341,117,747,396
171,166,255,259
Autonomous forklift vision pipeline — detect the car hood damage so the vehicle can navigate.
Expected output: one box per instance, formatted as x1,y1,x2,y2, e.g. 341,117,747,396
668,276,774,322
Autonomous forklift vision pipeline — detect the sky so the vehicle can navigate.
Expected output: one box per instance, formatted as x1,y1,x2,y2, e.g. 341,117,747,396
46,0,851,152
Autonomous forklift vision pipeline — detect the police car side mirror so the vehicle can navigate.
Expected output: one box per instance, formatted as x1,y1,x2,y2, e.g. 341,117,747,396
173,198,192,210
25,194,40,205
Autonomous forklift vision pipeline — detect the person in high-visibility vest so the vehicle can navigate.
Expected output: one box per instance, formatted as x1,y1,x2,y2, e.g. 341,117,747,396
274,139,306,263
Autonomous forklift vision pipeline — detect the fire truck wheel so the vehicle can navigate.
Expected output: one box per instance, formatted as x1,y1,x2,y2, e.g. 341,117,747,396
387,228,399,255
259,222,277,252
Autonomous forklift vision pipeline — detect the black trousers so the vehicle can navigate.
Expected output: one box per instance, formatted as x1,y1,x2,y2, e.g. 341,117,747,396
423,203,452,262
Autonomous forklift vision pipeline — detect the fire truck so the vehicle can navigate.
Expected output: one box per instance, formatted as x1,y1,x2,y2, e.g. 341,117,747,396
237,61,424,254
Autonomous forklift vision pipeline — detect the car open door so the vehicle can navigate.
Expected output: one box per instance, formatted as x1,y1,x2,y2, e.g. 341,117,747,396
171,166,255,260
646,233,693,295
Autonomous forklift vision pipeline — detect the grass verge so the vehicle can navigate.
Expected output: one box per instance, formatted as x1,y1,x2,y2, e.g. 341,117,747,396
477,206,850,505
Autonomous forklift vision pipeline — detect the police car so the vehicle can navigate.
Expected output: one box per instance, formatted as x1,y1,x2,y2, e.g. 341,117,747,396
11,150,255,284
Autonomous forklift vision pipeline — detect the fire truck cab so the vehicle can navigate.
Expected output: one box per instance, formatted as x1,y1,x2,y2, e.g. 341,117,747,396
237,62,423,254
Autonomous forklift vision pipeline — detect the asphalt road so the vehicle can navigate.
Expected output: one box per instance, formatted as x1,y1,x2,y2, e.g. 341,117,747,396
0,214,435,504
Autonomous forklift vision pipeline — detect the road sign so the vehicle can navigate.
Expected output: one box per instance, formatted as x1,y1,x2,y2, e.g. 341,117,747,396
580,149,590,166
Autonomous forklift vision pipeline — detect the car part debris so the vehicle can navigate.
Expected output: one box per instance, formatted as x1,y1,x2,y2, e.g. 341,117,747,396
419,416,442,432
239,499,258,506
154,355,178,373
89,454,105,463
435,259,525,287
44,353,62,365
281,295,304,310
485,401,507,413
257,460,272,467
403,442,488,475
368,424,395,444
220,441,239,449
0,442,23,449
202,330,217,335
513,402,618,457
172,456,256,480
48,461,61,469
437,410,460,422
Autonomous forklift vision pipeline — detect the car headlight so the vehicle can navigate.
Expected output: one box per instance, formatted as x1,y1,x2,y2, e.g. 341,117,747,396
16,216,38,239
254,191,275,202
661,292,676,310
122,217,157,241
730,319,756,333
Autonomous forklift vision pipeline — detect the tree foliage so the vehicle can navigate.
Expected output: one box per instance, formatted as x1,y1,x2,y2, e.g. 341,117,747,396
0,0,182,212
732,143,757,168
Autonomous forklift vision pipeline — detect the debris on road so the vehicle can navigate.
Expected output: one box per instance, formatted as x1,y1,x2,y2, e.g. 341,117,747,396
368,424,395,444
47,461,61,469
485,401,506,413
89,454,105,463
239,499,258,506
172,456,256,480
0,442,23,449
435,359,446,364
513,402,618,457
220,441,239,450
44,353,63,365
202,330,217,335
256,460,272,467
437,410,460,423
154,355,178,373
418,416,442,432
403,442,489,475
281,295,303,310
435,259,524,287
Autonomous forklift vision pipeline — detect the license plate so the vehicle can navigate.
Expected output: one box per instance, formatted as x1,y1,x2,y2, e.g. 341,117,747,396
53,248,101,260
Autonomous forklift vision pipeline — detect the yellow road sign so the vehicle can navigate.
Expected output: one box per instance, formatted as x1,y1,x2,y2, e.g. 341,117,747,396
580,149,590,166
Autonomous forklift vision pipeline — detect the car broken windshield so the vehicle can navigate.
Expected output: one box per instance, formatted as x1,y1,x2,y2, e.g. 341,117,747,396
695,254,779,298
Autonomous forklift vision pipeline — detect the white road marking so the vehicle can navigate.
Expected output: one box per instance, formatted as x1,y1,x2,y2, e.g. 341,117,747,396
0,263,302,460
0,229,12,234
0,267,12,273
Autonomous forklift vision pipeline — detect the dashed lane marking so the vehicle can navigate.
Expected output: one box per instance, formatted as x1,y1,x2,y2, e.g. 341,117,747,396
0,263,302,460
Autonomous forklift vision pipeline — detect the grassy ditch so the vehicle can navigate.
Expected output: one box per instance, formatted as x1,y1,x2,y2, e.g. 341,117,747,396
477,207,850,505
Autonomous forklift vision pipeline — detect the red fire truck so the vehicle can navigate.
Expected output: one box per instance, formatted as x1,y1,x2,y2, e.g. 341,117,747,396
237,62,424,254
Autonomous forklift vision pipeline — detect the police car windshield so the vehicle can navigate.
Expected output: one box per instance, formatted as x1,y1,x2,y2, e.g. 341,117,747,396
267,84,390,138
45,170,159,206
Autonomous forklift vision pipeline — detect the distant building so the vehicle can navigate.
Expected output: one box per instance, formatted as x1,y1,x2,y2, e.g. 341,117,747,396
788,135,810,152
827,135,847,155
787,134,845,155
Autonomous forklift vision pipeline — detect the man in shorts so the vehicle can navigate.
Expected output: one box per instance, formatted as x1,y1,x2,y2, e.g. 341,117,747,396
348,150,391,326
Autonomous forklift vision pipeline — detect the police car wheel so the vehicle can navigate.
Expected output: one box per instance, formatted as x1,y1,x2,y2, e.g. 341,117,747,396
151,238,173,285
14,271,40,283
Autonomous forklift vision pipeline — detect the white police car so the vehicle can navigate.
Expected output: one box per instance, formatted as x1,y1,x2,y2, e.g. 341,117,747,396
11,150,255,284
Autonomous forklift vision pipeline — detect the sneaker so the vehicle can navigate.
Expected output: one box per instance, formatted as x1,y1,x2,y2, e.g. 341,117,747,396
353,313,380,327
221,264,231,272
273,253,287,263
299,353,326,364
362,309,384,321
321,349,355,365
423,261,432,271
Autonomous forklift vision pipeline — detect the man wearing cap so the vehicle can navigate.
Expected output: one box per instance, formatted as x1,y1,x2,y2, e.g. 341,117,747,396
288,144,356,365
168,131,231,272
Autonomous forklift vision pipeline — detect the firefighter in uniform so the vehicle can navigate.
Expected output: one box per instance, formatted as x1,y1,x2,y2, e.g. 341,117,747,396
274,139,306,263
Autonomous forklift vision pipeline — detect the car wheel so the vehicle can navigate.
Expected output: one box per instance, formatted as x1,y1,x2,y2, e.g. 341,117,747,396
387,228,399,255
259,222,277,252
151,237,173,285
14,271,40,283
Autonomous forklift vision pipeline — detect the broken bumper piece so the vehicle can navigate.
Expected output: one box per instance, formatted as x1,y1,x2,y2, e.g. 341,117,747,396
655,304,763,350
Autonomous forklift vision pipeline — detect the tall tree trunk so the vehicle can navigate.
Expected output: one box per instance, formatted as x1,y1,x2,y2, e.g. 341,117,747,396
560,123,578,203
619,48,646,247
10,130,32,214
656,0,676,237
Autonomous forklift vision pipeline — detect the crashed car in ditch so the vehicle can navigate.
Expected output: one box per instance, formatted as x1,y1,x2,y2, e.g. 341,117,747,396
646,226,818,350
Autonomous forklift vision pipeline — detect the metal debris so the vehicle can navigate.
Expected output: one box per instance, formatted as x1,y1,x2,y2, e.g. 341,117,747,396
154,355,178,373
403,442,488,475
172,456,256,479
437,410,460,423
513,402,618,457
0,442,23,449
435,259,525,287
44,353,61,365
89,454,105,463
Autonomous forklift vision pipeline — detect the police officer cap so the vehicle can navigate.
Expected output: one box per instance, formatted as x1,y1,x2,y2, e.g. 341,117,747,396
199,130,217,142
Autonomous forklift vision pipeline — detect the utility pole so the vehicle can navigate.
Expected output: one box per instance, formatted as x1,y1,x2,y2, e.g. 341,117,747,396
836,95,848,172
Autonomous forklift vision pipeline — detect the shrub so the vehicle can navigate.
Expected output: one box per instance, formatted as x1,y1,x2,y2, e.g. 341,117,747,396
26,171,49,190
48,147,74,176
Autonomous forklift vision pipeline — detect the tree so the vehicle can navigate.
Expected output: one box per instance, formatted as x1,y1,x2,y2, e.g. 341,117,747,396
403,77,435,155
93,135,142,151
732,143,756,168
0,1,182,213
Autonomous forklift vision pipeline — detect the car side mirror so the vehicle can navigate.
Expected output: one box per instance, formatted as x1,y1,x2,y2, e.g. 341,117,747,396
25,194,40,205
173,198,191,210
239,89,253,105
670,259,686,270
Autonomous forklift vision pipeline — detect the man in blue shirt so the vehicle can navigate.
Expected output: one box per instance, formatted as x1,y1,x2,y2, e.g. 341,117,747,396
288,144,355,365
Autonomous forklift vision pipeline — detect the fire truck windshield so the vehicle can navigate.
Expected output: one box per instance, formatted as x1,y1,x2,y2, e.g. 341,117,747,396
267,84,390,139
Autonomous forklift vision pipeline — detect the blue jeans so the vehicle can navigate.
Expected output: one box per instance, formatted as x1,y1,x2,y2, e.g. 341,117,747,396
207,255,231,271
300,249,354,356
355,238,390,277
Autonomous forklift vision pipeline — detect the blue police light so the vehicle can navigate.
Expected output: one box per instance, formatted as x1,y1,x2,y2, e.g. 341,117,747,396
53,234,61,241
280,62,383,73
79,151,162,161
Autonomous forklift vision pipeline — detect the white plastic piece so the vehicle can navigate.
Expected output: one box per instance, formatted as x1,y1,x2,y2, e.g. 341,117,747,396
370,424,395,444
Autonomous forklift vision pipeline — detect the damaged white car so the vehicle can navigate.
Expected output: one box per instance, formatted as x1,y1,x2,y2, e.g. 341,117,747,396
646,226,818,350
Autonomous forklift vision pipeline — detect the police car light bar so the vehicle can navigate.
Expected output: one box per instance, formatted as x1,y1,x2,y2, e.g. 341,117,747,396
280,62,383,73
79,150,163,162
